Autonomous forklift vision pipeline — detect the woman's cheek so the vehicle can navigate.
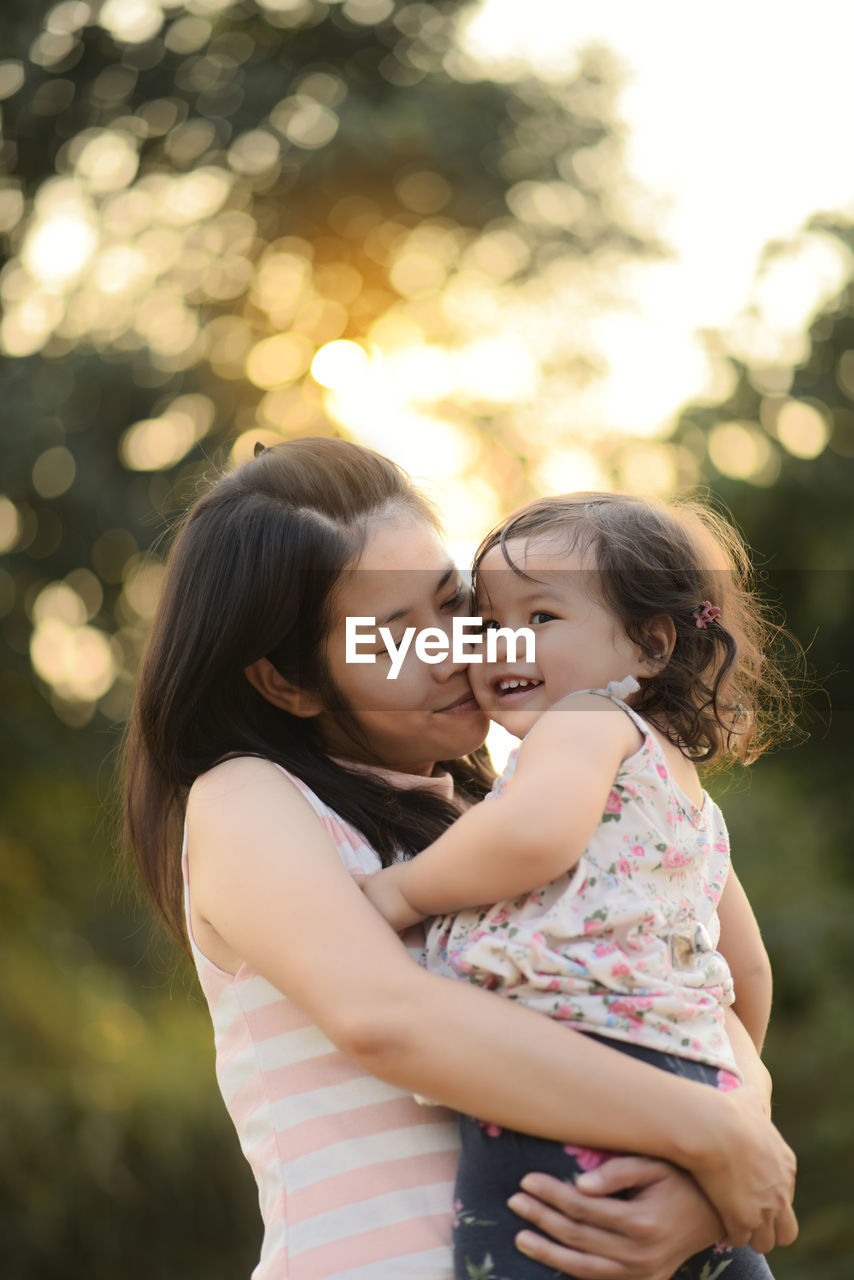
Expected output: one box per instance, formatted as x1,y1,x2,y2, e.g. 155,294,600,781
389,655,432,710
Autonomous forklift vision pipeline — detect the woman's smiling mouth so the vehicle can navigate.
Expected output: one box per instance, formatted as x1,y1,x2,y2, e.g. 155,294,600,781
436,691,482,714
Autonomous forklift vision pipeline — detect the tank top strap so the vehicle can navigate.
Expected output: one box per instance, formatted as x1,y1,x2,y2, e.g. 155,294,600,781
561,675,651,740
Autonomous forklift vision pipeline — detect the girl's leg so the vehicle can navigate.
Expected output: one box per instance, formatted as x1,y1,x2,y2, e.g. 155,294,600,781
452,1115,617,1280
452,1116,778,1280
674,1244,775,1279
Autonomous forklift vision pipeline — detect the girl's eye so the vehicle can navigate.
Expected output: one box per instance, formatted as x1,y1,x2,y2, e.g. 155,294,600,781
481,618,500,631
530,611,557,625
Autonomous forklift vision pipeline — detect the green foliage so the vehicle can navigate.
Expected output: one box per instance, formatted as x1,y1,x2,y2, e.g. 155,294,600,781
675,227,854,1276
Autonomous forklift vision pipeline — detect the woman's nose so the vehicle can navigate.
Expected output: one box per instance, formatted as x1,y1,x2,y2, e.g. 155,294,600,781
427,614,471,681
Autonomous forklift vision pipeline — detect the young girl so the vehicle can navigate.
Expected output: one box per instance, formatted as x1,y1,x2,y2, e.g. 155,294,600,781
361,491,796,1280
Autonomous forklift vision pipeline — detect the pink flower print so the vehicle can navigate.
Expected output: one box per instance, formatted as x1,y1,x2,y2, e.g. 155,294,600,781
714,839,728,854
489,907,511,927
563,1143,611,1171
630,843,645,858
656,763,668,780
615,857,631,876
662,845,691,869
604,789,622,815
593,941,618,958
610,961,632,978
716,1069,740,1093
477,1119,503,1136
583,918,603,935
609,996,653,1028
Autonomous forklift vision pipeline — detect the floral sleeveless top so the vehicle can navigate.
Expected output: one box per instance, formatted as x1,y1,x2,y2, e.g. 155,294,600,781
424,679,739,1074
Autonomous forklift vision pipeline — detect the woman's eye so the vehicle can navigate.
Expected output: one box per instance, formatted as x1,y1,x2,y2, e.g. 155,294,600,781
481,618,500,631
530,611,557,625
441,585,468,612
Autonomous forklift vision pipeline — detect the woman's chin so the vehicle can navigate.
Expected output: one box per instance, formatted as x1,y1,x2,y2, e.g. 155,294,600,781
438,710,490,757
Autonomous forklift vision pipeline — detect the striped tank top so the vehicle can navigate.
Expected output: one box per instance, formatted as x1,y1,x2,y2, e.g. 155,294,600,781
182,763,459,1280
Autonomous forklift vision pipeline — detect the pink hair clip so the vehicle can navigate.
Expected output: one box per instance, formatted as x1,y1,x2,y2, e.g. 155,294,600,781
693,601,721,629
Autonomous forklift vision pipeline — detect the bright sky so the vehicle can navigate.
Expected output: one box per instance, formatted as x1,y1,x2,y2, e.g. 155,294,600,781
463,0,854,430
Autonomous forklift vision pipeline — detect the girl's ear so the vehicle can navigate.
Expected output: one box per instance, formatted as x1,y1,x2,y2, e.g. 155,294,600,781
244,657,324,718
637,615,677,674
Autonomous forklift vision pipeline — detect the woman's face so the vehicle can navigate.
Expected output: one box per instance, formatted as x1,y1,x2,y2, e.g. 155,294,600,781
316,509,489,775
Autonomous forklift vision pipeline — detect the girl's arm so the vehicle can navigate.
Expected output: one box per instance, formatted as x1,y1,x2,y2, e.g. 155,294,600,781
717,869,775,1110
717,869,774,1050
363,697,639,929
725,1007,773,1113
187,756,796,1252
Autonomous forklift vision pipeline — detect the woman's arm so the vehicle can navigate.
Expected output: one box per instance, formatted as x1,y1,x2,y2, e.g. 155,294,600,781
187,756,796,1250
363,699,638,928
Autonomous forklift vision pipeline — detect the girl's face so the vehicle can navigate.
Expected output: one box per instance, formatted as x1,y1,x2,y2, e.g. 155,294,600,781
470,536,644,738
316,510,489,775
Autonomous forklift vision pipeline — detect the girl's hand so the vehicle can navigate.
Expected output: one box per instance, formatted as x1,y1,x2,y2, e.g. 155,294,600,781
508,1158,720,1280
355,866,426,932
691,1084,797,1252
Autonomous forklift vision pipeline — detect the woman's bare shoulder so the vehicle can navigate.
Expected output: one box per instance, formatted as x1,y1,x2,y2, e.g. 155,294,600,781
188,755,314,826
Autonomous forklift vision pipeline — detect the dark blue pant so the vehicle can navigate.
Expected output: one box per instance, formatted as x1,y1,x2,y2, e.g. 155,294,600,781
453,1037,775,1280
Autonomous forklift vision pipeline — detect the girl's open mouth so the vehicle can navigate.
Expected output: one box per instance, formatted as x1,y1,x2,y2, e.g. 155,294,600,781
492,676,543,703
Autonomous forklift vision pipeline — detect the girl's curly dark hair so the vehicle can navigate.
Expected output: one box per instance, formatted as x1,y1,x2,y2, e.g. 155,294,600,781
474,491,800,768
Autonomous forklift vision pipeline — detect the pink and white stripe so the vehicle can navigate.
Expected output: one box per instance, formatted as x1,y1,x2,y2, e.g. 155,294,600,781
183,767,459,1279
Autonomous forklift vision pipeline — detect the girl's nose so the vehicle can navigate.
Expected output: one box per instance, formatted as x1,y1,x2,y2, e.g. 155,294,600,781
488,629,509,664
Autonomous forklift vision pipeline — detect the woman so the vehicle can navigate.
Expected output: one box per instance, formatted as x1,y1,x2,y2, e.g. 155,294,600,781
123,437,796,1279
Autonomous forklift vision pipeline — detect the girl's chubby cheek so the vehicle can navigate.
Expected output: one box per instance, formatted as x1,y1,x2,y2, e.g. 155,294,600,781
467,670,493,710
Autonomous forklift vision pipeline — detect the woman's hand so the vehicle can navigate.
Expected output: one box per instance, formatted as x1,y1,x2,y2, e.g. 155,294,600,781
691,1084,797,1252
507,1158,721,1280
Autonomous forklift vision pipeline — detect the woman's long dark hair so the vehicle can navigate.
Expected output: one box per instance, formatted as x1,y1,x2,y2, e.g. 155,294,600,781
122,437,493,945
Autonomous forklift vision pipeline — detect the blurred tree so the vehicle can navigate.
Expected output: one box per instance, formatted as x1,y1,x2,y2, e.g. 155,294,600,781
669,214,854,1278
0,2,660,1275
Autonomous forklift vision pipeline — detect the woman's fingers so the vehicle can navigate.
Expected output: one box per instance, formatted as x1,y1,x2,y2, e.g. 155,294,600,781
511,1160,725,1279
696,1089,797,1246
513,1226,638,1280
736,1201,798,1255
511,1173,638,1233
574,1156,677,1198
772,1201,800,1248
509,1190,632,1259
